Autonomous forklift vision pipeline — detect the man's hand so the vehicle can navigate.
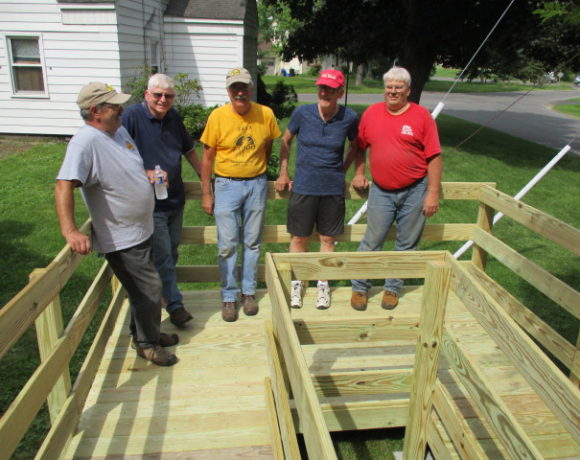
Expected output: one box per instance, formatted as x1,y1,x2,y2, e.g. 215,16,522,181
145,168,169,187
202,193,214,215
351,173,369,191
422,190,440,217
65,229,91,255
275,171,292,192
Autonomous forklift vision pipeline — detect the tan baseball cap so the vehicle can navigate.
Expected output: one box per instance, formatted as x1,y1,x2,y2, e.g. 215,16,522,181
77,82,131,109
226,68,253,87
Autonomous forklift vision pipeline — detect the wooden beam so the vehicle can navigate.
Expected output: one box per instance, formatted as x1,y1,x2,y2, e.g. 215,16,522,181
184,181,495,201
427,413,462,460
472,227,580,320
441,329,543,459
478,185,580,256
30,269,71,424
471,201,494,270
264,377,287,460
271,251,446,281
432,380,490,460
0,220,91,360
265,254,337,460
264,322,301,460
35,282,125,460
312,369,412,397
449,256,580,445
0,262,112,459
294,317,418,345
461,261,577,371
180,223,476,245
403,261,451,460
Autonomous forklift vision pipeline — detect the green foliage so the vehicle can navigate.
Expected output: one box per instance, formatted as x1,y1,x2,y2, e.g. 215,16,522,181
125,66,202,106
534,1,580,25
268,80,298,119
177,104,216,140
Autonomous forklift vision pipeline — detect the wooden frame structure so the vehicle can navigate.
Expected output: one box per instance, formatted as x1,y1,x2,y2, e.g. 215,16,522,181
1,182,579,459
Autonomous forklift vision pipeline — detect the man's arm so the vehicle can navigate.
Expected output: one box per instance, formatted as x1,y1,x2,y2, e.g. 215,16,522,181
347,140,369,191
201,144,216,215
274,129,294,192
184,147,201,178
55,179,91,255
423,154,443,217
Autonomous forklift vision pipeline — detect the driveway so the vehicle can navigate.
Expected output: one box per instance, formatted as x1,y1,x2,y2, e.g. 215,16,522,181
298,89,580,155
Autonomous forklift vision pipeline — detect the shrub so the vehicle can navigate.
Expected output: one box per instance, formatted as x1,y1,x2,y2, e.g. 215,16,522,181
269,81,298,119
177,104,217,141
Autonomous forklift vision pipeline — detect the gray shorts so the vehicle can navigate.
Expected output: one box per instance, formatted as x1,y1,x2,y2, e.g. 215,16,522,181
287,192,345,237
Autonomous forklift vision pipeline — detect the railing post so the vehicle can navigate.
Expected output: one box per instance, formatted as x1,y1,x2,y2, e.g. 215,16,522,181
471,200,494,270
403,260,451,460
30,269,72,423
571,331,580,389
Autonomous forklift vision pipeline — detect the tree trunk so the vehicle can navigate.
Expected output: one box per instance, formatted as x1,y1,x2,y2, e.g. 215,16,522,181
355,63,365,86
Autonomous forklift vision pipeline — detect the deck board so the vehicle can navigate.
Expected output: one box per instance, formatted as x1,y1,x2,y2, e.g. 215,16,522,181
65,285,579,459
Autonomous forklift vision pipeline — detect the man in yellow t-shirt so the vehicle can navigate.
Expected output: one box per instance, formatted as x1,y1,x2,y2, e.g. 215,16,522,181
200,67,281,322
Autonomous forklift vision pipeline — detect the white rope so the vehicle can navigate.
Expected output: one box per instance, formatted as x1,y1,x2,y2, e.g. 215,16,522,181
453,144,572,259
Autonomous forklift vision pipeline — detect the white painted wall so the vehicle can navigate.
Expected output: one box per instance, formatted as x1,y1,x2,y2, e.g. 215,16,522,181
0,0,123,135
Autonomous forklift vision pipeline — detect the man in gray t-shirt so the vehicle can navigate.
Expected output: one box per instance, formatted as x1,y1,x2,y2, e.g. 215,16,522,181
55,82,179,367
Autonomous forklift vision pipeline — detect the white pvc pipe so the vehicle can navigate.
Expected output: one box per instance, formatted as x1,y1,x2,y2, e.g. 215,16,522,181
453,144,572,259
431,101,445,120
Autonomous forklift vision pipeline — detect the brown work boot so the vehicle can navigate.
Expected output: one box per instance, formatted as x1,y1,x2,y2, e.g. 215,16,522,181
222,301,238,322
159,332,179,347
135,344,178,366
351,291,368,311
169,307,193,327
381,290,399,310
242,294,259,316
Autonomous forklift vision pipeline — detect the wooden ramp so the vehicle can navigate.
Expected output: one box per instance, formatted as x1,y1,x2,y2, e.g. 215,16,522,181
63,283,580,459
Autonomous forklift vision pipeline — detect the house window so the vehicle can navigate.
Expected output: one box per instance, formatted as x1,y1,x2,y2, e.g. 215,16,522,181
147,40,160,74
7,36,47,95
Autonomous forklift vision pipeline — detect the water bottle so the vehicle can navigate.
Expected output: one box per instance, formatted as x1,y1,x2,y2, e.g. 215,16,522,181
153,165,168,200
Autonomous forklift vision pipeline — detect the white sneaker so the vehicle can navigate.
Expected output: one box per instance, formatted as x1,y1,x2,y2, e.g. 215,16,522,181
290,280,303,308
316,281,330,309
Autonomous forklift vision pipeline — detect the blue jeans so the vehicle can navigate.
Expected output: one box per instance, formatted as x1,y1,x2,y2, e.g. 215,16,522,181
214,174,267,302
151,206,184,313
351,178,427,294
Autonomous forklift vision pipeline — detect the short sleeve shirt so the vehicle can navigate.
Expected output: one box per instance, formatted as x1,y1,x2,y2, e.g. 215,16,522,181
200,102,281,177
288,104,358,196
358,102,441,190
121,102,194,210
57,125,154,253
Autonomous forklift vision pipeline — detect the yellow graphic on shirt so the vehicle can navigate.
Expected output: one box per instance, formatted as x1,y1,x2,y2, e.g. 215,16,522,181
126,141,134,150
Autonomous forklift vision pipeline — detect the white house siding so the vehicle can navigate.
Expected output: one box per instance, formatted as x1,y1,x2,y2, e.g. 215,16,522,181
0,0,123,135
116,0,169,86
163,17,248,107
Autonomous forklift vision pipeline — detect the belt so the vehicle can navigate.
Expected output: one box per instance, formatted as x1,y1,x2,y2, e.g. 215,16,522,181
214,173,263,181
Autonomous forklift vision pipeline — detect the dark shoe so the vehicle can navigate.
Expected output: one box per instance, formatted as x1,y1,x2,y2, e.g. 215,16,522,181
242,294,259,316
381,290,399,310
169,307,193,327
351,291,368,311
159,332,179,347
222,301,238,322
135,344,178,366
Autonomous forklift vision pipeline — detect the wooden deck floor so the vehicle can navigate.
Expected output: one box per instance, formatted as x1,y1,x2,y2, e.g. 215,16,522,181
64,285,580,459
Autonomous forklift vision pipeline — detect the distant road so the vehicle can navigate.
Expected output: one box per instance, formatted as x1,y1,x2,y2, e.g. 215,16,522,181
298,89,580,155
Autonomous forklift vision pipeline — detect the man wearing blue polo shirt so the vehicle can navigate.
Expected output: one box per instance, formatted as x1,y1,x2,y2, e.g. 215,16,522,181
122,73,200,327
275,69,366,309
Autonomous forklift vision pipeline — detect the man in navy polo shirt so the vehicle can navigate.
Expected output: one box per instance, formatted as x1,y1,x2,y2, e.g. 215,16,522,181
122,73,200,327
274,69,366,309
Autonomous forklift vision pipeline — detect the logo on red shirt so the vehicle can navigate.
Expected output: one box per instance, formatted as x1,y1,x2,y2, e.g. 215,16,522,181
401,124,414,136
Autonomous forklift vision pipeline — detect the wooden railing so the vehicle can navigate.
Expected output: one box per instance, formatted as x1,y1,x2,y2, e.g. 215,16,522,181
1,181,578,460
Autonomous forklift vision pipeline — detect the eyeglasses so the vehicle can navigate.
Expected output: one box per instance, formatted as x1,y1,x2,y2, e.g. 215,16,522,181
150,92,175,100
385,85,407,92
317,85,338,94
102,103,122,111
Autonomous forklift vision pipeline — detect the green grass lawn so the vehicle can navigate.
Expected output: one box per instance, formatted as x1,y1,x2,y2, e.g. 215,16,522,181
1,113,579,459
263,74,574,94
552,98,580,118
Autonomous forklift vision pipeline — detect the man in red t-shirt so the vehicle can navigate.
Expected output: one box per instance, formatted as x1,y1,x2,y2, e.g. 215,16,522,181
351,66,443,311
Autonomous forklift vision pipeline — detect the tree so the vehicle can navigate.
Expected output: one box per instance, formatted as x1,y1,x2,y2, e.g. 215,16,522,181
263,0,580,102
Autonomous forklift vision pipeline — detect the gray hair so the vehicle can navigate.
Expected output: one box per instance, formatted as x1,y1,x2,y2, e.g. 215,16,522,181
80,102,109,121
383,66,411,87
148,73,174,90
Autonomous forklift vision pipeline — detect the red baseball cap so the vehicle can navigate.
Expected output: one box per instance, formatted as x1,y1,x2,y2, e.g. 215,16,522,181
315,69,345,88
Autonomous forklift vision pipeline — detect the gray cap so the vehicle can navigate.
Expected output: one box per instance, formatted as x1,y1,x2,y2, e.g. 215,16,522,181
77,82,130,109
226,67,253,87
